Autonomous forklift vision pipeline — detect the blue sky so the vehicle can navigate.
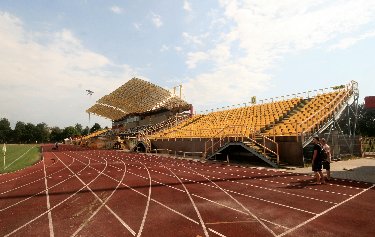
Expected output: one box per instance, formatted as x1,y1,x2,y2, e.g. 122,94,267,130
1,0,375,129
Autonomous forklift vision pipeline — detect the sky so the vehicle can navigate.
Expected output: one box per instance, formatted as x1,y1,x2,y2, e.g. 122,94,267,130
1,0,375,129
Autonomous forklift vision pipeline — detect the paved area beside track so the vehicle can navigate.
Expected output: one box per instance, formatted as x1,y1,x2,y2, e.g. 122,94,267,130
288,157,375,183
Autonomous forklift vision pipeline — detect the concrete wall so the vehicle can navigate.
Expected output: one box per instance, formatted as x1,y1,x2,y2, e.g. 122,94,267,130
151,136,305,166
151,138,212,154
274,136,304,166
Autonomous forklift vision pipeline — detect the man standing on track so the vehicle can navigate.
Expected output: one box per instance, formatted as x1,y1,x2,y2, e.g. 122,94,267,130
321,138,331,181
312,136,325,184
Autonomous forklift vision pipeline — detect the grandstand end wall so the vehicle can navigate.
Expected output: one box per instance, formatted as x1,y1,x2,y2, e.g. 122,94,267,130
275,137,304,166
151,138,209,156
151,137,304,166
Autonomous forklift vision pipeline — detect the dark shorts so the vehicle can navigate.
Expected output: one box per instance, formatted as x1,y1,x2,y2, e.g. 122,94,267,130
312,160,322,172
323,160,330,170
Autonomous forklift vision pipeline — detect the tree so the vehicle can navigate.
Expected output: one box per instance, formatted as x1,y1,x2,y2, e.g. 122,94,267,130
82,126,90,136
24,123,36,143
0,117,109,143
35,123,50,143
50,127,63,142
90,123,101,133
63,126,79,139
357,104,375,136
75,123,83,135
0,118,11,143
13,121,26,143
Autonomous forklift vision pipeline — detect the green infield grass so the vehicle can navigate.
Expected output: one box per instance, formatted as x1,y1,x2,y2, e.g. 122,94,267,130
1,144,42,174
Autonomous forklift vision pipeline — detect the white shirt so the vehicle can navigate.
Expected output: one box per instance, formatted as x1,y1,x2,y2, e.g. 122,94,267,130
323,143,331,162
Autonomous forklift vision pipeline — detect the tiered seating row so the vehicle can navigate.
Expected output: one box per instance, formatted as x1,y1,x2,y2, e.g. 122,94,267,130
265,90,346,136
81,129,110,140
150,98,301,139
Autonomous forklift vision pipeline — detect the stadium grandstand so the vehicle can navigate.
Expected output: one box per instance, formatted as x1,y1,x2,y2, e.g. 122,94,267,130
83,78,359,168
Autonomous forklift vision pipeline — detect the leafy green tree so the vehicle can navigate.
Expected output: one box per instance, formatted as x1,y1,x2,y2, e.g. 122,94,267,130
90,123,101,133
14,121,26,143
82,126,90,136
35,123,49,143
50,127,63,142
357,104,375,136
75,123,83,135
0,118,11,143
63,126,79,139
24,123,37,143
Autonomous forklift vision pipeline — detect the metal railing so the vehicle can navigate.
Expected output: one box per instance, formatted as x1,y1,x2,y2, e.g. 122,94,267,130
204,125,279,164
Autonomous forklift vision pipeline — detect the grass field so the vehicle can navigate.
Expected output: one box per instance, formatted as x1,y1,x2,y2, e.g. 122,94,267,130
1,144,41,174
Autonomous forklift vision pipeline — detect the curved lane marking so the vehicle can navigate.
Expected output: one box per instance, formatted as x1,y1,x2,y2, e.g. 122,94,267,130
184,164,277,237
277,184,375,237
0,156,89,212
159,161,209,237
71,157,131,236
0,153,76,195
136,158,152,237
128,165,290,231
3,153,105,237
42,151,55,237
66,151,136,236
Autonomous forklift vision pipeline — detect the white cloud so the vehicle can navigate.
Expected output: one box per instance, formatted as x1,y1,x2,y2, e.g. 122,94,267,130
182,32,209,46
0,11,137,128
151,13,163,28
329,30,375,51
110,5,123,14
183,0,375,110
184,64,271,109
133,22,141,31
186,51,209,68
183,0,192,12
174,46,183,52
160,44,169,52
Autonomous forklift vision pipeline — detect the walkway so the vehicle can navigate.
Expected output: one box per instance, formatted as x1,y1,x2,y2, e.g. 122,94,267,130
288,157,375,183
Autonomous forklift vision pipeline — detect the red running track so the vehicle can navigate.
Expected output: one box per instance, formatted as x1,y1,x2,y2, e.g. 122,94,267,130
0,144,374,237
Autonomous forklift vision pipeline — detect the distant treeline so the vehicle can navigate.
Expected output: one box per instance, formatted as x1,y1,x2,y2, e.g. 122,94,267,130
0,118,106,143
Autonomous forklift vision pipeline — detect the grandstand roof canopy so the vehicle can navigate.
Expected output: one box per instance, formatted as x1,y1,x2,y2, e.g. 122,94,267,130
86,78,190,120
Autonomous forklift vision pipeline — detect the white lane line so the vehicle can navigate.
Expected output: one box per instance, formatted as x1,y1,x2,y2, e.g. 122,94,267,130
208,228,227,237
0,163,53,184
70,153,254,236
0,155,76,195
130,167,289,230
84,152,206,231
136,161,152,237
123,160,292,233
1,159,90,212
194,165,366,194
42,155,55,237
277,184,375,237
148,167,315,215
190,171,337,205
59,153,135,236
71,159,131,236
185,165,277,237
128,155,292,231
158,160,209,237
82,155,201,224
3,156,106,237
140,168,290,230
